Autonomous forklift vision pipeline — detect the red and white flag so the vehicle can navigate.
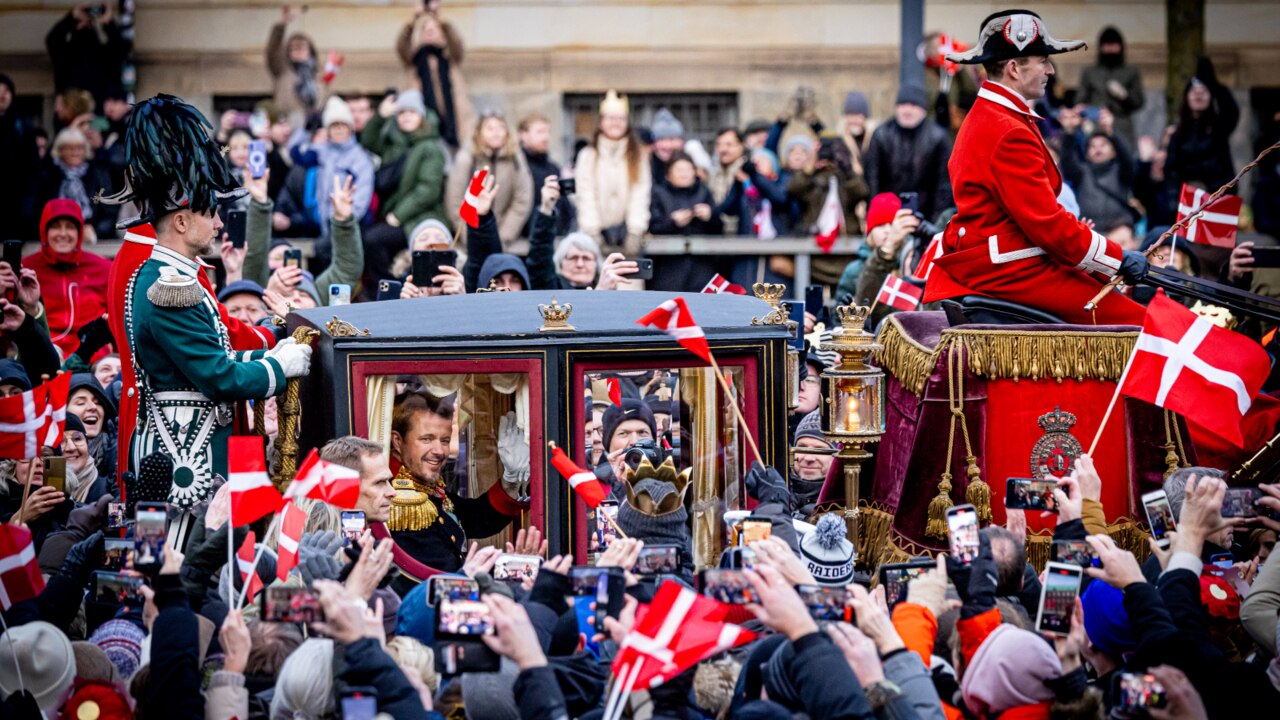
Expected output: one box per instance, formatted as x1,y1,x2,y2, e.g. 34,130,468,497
637,298,713,364
814,176,842,253
753,200,778,241
913,233,944,282
459,168,490,228
876,275,924,311
0,525,45,610
321,51,345,84
276,499,308,581
550,443,608,508
605,378,623,407
701,274,746,295
0,373,70,460
227,436,283,527
1176,184,1242,248
237,530,264,603
610,581,756,694
288,448,362,509
1119,291,1269,447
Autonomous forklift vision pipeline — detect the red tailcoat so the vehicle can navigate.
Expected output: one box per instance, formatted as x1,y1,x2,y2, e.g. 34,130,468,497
107,224,277,484
923,81,1144,325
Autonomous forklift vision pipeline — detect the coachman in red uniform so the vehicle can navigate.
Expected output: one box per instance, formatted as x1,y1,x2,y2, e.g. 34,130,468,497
923,9,1149,324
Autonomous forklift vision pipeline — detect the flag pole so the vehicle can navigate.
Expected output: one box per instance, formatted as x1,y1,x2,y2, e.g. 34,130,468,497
15,462,36,526
0,612,25,696
602,662,627,720
1087,348,1138,456
706,354,764,467
236,513,282,610
227,521,236,606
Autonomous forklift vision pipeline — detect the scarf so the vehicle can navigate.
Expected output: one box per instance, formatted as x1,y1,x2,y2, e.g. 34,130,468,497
412,45,457,147
292,58,319,110
54,158,94,221
68,460,99,504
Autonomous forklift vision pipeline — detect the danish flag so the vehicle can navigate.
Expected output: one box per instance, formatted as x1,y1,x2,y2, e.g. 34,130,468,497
605,378,623,407
459,168,490,228
701,274,746,295
753,200,778,241
610,581,756,695
321,51,345,85
0,373,70,460
227,436,283,527
1176,184,1242,248
549,443,608,508
0,525,44,610
276,499,308,581
914,233,944,282
814,176,843,253
237,530,265,603
1119,291,1269,447
876,275,924,311
287,449,362,509
637,298,713,364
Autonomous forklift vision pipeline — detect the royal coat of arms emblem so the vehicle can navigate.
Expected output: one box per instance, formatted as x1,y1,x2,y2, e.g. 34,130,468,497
1030,406,1084,478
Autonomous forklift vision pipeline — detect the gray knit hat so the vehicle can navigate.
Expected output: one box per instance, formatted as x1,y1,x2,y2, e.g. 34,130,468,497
794,410,830,447
895,85,928,109
618,478,691,560
783,135,814,158
394,89,428,118
408,218,451,249
843,91,871,116
799,513,854,586
651,108,685,140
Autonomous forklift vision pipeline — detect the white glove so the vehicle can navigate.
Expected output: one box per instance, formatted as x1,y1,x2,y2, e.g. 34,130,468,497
497,411,530,499
265,337,296,358
272,342,312,379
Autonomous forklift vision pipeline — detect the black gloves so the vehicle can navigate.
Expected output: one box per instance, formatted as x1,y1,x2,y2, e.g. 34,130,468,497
60,530,104,586
180,517,247,608
745,462,793,510
74,316,114,362
946,530,998,619
1119,250,1149,285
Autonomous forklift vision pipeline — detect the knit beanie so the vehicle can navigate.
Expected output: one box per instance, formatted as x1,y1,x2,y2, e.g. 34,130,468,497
961,624,1060,715
61,679,133,720
617,478,691,558
72,641,120,685
296,270,322,306
89,619,145,680
1080,581,1135,657
408,218,452,249
321,96,355,129
793,410,830,447
866,192,903,232
0,621,76,710
652,108,685,140
394,89,428,119
601,399,657,452
895,85,928,109
843,91,871,117
782,135,813,159
460,658,521,720
799,513,854,586
395,581,436,647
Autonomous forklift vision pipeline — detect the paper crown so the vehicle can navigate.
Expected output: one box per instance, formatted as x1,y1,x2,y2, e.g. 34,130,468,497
599,89,630,116
623,456,691,515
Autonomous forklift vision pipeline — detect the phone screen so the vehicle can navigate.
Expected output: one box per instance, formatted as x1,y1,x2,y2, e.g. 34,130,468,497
429,576,479,604
741,519,772,545
1115,673,1168,710
699,569,756,604
593,501,619,552
1143,492,1177,546
262,585,326,623
93,571,144,607
946,505,979,564
134,503,167,568
437,598,494,636
1037,563,1082,635
101,538,132,571
340,694,378,720
1004,477,1058,513
341,511,365,546
797,585,852,622
107,502,127,530
1050,540,1096,568
1221,487,1260,518
492,554,542,583
880,561,934,611
632,545,680,575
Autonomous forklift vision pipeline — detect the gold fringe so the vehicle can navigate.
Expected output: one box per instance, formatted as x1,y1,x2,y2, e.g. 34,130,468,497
925,474,954,540
386,496,440,532
1022,519,1153,573
146,275,203,308
873,315,938,396
964,460,992,523
855,502,898,569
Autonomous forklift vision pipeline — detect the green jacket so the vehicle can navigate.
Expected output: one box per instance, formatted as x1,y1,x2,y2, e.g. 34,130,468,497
245,199,365,304
362,111,448,232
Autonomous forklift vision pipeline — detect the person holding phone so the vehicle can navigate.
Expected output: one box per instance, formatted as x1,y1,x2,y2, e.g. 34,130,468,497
526,176,606,290
22,199,110,358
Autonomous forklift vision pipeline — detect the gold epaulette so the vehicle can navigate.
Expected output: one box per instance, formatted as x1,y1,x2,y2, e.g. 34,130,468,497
147,268,204,308
387,466,444,531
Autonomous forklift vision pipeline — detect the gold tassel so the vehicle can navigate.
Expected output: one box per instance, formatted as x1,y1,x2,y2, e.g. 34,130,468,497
855,502,897,569
964,458,992,523
925,473,954,540
1026,533,1052,573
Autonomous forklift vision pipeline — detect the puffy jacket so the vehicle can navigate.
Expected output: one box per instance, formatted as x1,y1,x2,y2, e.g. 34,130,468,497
25,199,110,358
648,180,723,235
864,119,954,222
363,110,448,234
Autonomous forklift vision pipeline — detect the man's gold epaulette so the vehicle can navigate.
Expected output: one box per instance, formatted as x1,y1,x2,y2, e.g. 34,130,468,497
146,269,204,308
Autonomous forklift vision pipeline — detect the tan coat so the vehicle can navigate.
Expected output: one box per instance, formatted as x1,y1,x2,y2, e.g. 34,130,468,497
396,17,474,145
265,23,325,122
574,136,652,252
446,147,534,249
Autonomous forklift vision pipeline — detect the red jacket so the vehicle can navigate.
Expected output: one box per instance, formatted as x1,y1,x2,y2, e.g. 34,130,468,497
27,199,111,358
924,82,1139,324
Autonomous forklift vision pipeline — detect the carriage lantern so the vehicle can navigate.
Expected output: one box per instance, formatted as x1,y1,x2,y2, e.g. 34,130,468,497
819,304,885,544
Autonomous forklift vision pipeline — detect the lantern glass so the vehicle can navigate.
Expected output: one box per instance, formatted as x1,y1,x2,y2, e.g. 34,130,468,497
825,374,884,436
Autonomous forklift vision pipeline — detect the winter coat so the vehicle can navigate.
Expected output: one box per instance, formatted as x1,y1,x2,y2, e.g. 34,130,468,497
1165,84,1240,201
35,159,117,240
363,111,448,233
575,136,653,251
1079,63,1145,148
522,147,575,236
788,168,870,235
709,157,747,234
864,119,954,221
26,199,111,358
265,22,324,120
147,575,205,720
315,138,375,236
244,197,364,306
44,13,130,106
525,209,585,291
396,17,473,148
446,145,533,248
334,637,442,719
1060,131,1136,230
273,163,322,238
648,180,723,235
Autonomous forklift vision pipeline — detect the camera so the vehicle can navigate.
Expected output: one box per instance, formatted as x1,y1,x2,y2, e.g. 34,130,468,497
623,438,664,470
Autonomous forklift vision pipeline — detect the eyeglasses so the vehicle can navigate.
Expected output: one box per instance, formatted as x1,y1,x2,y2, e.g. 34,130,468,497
802,377,821,386
564,254,596,265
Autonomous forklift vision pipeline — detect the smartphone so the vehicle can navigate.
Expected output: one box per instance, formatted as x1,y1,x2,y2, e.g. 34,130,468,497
878,559,935,611
107,502,127,530
632,258,654,281
101,538,132,571
1221,486,1260,518
92,571,145,607
261,585,326,623
133,502,167,570
725,514,748,547
329,283,352,306
428,576,479,605
341,510,365,547
796,584,852,622
1050,540,1099,568
376,279,402,302
1113,672,1168,711
559,178,576,195
726,546,756,570
224,209,247,249
413,250,457,288
946,504,980,565
1208,552,1235,570
898,192,920,215
741,518,772,545
283,248,303,270
1141,490,1177,548
805,284,825,324
570,566,625,632
492,553,542,583
698,568,756,605
340,692,377,720
43,457,66,494
1249,247,1280,269
632,545,681,575
248,139,269,180
1036,562,1083,636
595,500,620,551
437,597,494,636
2,240,22,271
1004,477,1058,513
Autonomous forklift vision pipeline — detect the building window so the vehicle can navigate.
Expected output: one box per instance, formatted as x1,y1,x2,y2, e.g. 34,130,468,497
562,92,739,160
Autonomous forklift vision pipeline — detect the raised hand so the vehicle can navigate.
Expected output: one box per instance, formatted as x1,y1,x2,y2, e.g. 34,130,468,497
330,174,355,222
